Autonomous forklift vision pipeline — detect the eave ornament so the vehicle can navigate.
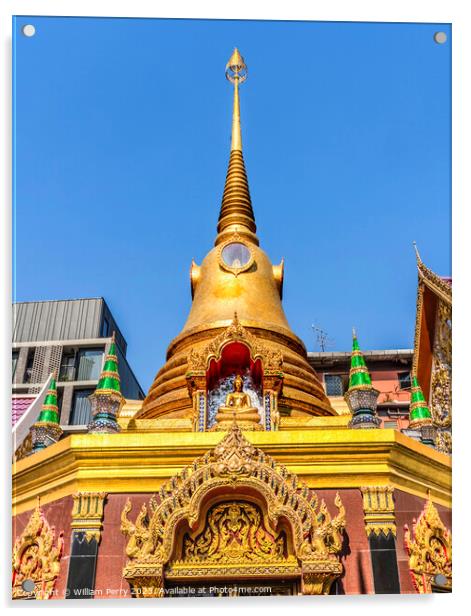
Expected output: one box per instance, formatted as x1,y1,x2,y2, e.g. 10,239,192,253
121,424,346,597
404,498,452,593
12,503,64,600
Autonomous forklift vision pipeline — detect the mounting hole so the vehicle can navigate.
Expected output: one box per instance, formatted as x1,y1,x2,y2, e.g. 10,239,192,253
434,32,447,44
22,24,36,37
21,579,35,592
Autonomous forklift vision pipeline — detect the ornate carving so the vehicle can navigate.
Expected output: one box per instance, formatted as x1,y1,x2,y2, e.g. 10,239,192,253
70,492,107,544
186,313,283,376
360,486,396,537
404,498,452,593
14,432,33,462
121,424,345,595
176,501,290,564
12,504,64,600
431,301,452,453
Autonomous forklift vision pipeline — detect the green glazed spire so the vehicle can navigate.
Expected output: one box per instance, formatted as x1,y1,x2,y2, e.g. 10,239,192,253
37,376,60,424
95,335,121,394
409,375,432,428
348,329,373,390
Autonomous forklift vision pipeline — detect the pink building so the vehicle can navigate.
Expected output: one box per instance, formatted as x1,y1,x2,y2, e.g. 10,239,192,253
308,349,413,430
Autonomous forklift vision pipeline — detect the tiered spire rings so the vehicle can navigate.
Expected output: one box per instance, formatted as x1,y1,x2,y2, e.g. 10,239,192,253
216,49,257,246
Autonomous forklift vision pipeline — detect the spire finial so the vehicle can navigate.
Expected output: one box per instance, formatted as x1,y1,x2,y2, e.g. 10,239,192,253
215,49,257,246
226,48,247,152
413,241,422,264
352,327,357,339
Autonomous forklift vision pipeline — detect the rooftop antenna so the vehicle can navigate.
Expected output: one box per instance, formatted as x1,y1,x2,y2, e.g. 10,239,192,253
311,323,335,352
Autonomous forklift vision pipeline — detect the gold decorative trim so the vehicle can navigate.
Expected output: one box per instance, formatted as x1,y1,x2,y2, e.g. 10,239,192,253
412,250,451,376
121,424,346,596
404,497,452,593
70,492,107,544
412,281,425,376
12,503,64,600
417,260,452,306
360,486,396,537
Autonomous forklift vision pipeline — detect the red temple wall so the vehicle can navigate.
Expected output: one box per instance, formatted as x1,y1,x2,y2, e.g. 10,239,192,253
11,487,452,599
316,489,374,595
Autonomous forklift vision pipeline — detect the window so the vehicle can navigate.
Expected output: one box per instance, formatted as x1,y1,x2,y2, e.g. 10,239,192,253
398,371,411,390
69,389,94,425
24,350,35,384
56,388,63,420
324,373,350,396
76,348,103,381
12,351,19,381
59,351,76,382
101,316,110,337
221,242,251,268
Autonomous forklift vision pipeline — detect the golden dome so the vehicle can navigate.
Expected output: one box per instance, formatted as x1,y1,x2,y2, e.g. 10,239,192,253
139,50,334,421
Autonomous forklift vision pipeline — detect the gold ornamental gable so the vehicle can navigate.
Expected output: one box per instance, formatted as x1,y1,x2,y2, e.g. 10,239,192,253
12,503,64,600
404,498,452,593
121,424,346,596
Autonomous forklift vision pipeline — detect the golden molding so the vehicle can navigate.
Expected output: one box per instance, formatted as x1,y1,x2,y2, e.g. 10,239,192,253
12,428,452,515
404,498,452,593
70,492,107,544
121,424,346,596
12,503,64,600
360,486,396,537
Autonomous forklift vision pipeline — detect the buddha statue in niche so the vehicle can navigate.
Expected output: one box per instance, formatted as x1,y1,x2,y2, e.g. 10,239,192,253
212,375,262,431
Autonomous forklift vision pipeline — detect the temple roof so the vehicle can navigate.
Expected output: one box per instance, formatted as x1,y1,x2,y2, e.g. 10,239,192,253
12,396,35,427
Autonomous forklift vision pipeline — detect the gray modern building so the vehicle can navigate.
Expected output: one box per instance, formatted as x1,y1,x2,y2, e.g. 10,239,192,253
12,298,144,428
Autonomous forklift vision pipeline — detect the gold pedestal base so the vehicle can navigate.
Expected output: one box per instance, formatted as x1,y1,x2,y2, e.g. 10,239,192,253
211,409,263,431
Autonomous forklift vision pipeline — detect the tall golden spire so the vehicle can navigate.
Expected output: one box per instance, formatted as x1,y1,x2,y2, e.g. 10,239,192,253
140,49,335,421
216,48,258,246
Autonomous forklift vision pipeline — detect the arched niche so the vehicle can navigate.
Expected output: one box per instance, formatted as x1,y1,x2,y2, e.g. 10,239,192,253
206,341,263,428
186,314,284,431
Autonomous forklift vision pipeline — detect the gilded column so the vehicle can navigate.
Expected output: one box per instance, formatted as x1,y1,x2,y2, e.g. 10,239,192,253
361,486,400,594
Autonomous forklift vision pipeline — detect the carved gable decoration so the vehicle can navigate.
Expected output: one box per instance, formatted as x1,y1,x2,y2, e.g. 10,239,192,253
412,253,452,454
169,500,295,576
121,424,346,597
186,312,283,375
12,504,64,600
404,498,452,593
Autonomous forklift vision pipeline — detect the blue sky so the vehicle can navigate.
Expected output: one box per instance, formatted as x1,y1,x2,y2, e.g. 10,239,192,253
13,17,451,391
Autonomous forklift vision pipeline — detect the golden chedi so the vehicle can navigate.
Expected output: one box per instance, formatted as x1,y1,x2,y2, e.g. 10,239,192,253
140,49,334,424
212,374,262,431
